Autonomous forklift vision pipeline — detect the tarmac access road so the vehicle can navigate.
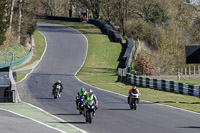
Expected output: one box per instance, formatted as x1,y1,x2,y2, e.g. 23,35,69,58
17,22,200,133
0,109,62,133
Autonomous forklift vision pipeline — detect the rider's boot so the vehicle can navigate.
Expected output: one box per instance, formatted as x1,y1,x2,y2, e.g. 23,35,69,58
92,110,95,116
137,98,140,104
76,100,79,110
128,97,130,104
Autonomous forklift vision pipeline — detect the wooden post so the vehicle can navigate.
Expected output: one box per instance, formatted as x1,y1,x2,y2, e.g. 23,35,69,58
198,65,200,75
177,68,180,80
189,64,191,78
185,67,187,75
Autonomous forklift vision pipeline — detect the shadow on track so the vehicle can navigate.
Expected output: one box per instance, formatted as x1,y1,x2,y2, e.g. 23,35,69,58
50,121,86,124
53,113,80,116
103,108,130,111
178,126,200,129
35,98,55,100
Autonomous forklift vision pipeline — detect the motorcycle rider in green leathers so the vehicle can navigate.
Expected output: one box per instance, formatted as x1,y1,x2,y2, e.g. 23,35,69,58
76,88,87,110
84,89,98,116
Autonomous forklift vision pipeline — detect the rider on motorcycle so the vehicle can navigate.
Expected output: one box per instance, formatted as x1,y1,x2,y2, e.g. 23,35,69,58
128,85,140,104
52,80,63,96
84,89,98,116
76,88,87,110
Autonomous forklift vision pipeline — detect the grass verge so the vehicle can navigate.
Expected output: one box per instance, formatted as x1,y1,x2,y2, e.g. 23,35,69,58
0,103,82,133
0,44,26,64
14,30,46,82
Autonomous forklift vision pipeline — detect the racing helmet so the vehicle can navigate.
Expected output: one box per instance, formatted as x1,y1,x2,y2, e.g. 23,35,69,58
88,89,93,96
81,88,85,93
132,86,136,90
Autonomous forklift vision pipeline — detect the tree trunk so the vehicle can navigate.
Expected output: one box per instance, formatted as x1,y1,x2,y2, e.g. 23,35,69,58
9,0,15,31
17,0,22,44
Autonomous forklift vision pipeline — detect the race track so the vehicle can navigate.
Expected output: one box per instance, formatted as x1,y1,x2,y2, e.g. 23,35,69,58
17,22,200,133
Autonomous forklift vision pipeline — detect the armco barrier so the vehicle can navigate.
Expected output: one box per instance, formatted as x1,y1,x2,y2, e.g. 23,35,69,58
127,73,200,98
123,38,135,69
41,16,123,43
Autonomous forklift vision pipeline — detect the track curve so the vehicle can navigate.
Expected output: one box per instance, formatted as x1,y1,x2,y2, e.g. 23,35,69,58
17,22,200,133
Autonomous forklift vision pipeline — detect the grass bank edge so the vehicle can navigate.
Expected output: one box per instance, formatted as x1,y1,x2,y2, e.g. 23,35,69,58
15,30,46,82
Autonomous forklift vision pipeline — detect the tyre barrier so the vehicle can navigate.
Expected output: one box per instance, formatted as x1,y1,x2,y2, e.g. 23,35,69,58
127,73,200,98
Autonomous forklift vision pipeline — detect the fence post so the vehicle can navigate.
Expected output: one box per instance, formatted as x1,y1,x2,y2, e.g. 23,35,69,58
185,67,187,76
189,64,191,78
198,65,200,74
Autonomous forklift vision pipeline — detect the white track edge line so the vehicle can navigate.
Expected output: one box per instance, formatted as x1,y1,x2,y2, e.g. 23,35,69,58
22,102,87,133
0,107,66,133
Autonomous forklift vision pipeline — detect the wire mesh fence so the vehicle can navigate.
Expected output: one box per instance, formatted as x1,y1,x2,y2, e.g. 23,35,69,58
0,51,15,69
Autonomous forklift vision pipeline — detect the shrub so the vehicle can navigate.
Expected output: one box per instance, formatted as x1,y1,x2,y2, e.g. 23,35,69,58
134,55,157,75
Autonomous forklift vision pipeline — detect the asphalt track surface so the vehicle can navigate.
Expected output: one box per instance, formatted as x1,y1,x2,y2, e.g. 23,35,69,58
0,110,61,133
17,22,200,133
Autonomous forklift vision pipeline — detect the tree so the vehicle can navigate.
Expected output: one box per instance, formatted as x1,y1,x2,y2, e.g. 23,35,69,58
41,0,70,16
17,0,22,44
0,0,8,45
9,0,15,31
79,0,101,19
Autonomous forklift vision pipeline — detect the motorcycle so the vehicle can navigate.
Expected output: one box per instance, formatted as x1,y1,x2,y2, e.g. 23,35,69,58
129,92,141,110
77,95,86,114
84,100,96,124
53,84,61,99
